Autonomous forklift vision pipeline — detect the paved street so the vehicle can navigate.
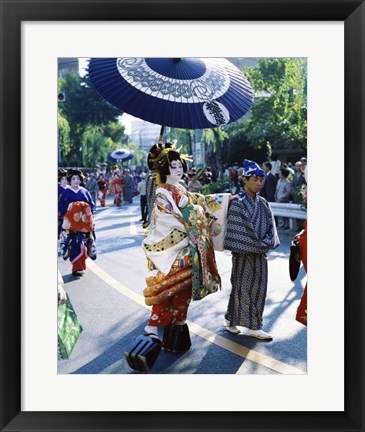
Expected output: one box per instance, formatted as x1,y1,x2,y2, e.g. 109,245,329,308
58,195,307,375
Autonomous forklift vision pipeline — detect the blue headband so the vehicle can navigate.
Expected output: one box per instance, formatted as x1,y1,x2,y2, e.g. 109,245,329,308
242,159,265,177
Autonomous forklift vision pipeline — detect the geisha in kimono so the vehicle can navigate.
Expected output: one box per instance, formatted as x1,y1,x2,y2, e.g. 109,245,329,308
97,174,108,207
223,159,279,340
110,172,123,206
58,169,96,276
125,146,230,372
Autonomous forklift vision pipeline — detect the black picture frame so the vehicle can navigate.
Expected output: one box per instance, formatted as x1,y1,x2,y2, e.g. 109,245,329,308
1,1,364,431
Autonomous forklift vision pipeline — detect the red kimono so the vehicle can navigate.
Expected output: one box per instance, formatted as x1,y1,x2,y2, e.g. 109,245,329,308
295,221,307,326
97,179,108,207
111,176,123,206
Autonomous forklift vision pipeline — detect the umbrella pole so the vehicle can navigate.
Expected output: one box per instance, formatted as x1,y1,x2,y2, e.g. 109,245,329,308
159,126,165,143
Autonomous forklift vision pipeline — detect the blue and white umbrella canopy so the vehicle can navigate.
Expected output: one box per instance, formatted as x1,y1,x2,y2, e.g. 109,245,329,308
107,148,134,163
89,57,253,130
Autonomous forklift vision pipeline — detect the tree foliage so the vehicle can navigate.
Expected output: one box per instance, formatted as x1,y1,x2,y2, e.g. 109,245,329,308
225,129,271,165
58,70,127,167
211,58,307,169
58,112,71,161
168,128,195,155
122,143,148,169
59,73,121,127
243,58,307,151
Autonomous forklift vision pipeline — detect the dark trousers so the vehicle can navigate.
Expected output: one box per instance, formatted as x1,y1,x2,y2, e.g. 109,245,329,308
140,195,147,222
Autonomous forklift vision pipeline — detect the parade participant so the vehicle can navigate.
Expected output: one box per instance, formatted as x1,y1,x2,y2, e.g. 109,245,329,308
58,169,68,199
97,174,108,207
125,146,230,372
58,269,67,305
59,169,96,276
122,169,134,204
291,221,307,326
223,159,279,340
110,171,123,206
290,166,307,326
58,169,68,239
85,173,98,206
137,172,147,225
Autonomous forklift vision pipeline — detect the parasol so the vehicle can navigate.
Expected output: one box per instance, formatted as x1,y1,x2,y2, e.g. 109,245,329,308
107,148,134,163
89,57,253,139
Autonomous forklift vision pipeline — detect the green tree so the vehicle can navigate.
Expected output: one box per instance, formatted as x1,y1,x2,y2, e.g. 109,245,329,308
168,128,194,155
225,129,271,165
58,112,71,165
123,143,148,168
211,128,229,178
59,72,121,127
58,71,127,167
104,122,126,144
81,125,110,167
243,58,307,152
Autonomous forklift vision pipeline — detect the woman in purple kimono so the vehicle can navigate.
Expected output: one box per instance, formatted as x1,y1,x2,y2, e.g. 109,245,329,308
58,169,96,276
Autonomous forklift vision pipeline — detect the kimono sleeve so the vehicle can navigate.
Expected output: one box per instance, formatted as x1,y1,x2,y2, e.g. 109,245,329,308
58,190,70,217
83,189,96,214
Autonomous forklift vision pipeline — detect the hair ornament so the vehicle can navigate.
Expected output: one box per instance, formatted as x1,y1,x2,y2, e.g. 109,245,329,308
152,144,192,171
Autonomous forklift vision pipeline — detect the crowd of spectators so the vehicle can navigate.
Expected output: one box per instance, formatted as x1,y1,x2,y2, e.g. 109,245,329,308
223,156,307,206
79,154,307,218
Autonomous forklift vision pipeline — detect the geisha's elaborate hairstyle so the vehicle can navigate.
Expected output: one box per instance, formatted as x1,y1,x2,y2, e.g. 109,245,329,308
153,146,192,185
147,142,173,171
66,168,85,184
58,169,67,181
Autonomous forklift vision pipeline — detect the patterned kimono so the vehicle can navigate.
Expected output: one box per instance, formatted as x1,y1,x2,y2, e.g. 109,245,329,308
143,183,229,327
59,187,96,273
97,179,108,207
110,176,123,206
224,193,279,330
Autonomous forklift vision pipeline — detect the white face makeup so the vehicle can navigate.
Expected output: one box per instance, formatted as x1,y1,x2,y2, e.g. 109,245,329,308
70,175,81,188
166,160,184,184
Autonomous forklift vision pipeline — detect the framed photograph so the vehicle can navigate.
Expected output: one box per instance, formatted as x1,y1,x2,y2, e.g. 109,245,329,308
1,0,364,431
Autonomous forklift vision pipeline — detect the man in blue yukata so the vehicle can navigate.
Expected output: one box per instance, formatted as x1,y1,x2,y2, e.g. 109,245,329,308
223,159,279,340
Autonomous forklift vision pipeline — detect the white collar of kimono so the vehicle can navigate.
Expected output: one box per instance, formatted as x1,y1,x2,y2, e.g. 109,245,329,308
155,187,184,214
143,186,189,275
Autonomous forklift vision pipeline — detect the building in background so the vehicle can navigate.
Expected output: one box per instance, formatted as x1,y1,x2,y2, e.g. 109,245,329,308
58,58,79,78
128,118,161,151
227,57,257,70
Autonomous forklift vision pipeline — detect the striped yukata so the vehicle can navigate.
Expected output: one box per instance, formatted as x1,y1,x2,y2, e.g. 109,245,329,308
224,193,279,330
